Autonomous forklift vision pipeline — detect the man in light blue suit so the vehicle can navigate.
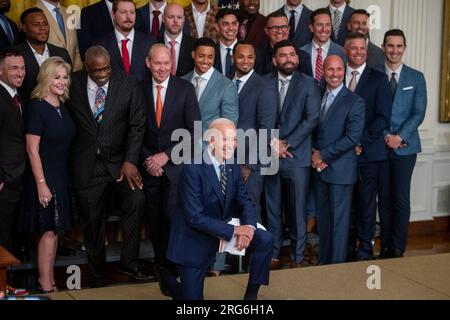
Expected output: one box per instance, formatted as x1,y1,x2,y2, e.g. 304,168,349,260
183,37,239,134
265,40,320,269
301,8,347,85
312,55,365,265
377,29,427,259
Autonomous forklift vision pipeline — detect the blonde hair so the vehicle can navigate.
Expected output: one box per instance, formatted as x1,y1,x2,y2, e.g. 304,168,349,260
31,56,71,102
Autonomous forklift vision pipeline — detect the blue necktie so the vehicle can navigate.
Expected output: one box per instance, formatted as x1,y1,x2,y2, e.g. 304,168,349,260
289,10,296,41
53,7,66,42
235,79,241,92
0,15,14,44
225,48,233,79
320,92,334,122
94,87,106,124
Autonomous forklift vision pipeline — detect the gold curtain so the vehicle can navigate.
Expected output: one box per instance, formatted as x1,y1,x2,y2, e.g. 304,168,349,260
7,0,193,24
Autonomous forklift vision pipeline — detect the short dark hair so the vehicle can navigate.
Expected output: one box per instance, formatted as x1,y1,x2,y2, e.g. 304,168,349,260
193,37,216,52
20,7,44,24
310,8,332,25
350,9,370,19
383,29,407,46
233,40,255,55
265,11,287,26
273,39,296,56
0,47,24,65
112,0,136,13
215,8,239,23
345,31,367,44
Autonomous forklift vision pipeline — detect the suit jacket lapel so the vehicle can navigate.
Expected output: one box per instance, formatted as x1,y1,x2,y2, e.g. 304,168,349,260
199,69,216,106
203,162,224,208
354,67,370,93
321,87,346,126
130,33,141,74
78,73,98,130
238,72,256,98
280,72,300,116
99,74,118,126
223,164,234,213
159,76,175,129
143,78,158,131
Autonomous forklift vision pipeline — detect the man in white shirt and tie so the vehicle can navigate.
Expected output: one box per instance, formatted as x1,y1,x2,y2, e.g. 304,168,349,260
137,0,167,38
214,8,239,79
328,0,354,46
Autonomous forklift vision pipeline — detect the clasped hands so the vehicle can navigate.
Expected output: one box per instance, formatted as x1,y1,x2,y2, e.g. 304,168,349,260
385,134,405,150
270,138,293,159
234,225,255,251
144,152,169,177
312,149,328,172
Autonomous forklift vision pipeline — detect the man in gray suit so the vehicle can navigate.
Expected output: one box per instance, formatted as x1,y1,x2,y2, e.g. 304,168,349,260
184,37,239,134
347,9,384,72
301,8,346,84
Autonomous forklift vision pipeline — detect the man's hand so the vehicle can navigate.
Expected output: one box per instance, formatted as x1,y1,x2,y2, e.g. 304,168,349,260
117,161,143,190
385,134,404,150
234,225,255,242
0,182,3,192
236,234,251,251
240,165,251,183
355,145,363,156
145,152,169,176
311,149,328,172
271,138,293,159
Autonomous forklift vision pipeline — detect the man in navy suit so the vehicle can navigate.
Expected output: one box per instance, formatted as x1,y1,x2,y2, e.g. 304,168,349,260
164,118,273,300
275,0,312,49
265,40,320,269
232,40,278,222
214,8,239,79
377,29,427,259
140,44,201,294
95,0,155,82
328,0,354,47
312,55,365,264
0,0,19,49
137,0,167,38
344,32,392,261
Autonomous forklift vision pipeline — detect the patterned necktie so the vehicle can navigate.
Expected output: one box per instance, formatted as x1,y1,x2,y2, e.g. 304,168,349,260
219,164,227,196
93,87,106,124
348,70,359,92
155,85,163,127
333,9,342,39
289,10,296,41
235,79,241,92
151,10,161,38
315,47,323,82
169,40,177,75
121,39,130,73
0,15,14,44
390,72,398,95
279,78,289,111
225,48,233,79
238,19,248,40
53,7,66,43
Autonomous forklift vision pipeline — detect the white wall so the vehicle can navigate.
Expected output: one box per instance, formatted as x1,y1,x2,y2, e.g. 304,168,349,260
259,0,450,220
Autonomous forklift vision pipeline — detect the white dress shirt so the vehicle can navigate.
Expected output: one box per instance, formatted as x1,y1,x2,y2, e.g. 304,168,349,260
385,63,403,83
164,32,183,69
115,28,134,63
191,66,214,100
192,1,210,38
233,69,254,94
219,39,237,75
346,63,366,88
149,1,167,30
87,76,109,114
329,2,346,25
152,76,170,111
28,42,50,67
311,39,331,79
0,80,18,98
284,3,303,30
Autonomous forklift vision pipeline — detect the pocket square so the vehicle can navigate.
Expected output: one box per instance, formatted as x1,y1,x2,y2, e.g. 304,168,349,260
402,86,414,91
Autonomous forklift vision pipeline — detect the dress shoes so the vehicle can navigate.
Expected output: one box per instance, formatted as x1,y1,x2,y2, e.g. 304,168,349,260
376,247,390,259
270,259,282,270
289,260,309,269
118,264,153,280
153,265,174,297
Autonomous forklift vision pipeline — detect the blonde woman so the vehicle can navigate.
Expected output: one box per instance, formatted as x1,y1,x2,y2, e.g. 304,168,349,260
22,57,76,293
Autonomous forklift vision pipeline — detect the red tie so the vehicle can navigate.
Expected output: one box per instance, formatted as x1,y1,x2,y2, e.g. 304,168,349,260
169,40,177,76
315,47,323,82
12,94,21,111
121,39,130,73
155,85,163,128
151,10,161,38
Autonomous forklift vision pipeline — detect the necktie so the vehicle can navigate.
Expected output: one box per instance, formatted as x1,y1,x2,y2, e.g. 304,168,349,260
93,87,106,124
238,19,248,40
155,85,163,127
390,72,398,95
121,39,130,73
289,10,296,41
348,70,359,92
333,9,342,39
315,47,323,82
53,7,66,43
279,78,289,111
320,91,334,122
225,48,233,79
194,76,204,99
169,40,177,76
12,94,21,112
0,15,14,44
151,10,161,38
219,164,227,196
235,79,241,92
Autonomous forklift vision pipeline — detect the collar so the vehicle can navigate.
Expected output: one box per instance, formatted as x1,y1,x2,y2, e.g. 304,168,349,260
326,82,344,97
285,3,303,15
165,32,183,45
329,2,346,14
87,76,109,91
192,1,210,15
0,80,17,98
278,72,293,81
152,75,170,89
207,148,225,166
313,39,331,51
41,0,60,12
219,39,238,51
347,62,366,77
385,63,403,76
114,28,135,43
27,41,50,56
150,0,167,13
193,66,214,81
234,69,254,83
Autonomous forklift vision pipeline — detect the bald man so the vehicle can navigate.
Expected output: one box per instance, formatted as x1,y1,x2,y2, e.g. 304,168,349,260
163,118,273,300
312,55,365,264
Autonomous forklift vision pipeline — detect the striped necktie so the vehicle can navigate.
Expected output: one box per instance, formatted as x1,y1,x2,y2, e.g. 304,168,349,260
333,9,342,39
219,164,227,196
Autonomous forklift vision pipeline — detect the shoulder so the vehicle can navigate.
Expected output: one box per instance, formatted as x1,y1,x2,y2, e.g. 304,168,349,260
403,65,425,81
171,76,195,90
303,5,313,14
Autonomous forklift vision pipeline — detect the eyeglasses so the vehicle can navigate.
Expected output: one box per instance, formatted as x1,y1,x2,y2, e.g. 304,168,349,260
266,25,290,32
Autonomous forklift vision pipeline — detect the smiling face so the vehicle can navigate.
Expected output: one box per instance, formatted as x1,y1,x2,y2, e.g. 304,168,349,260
273,45,299,76
265,16,289,47
323,55,345,90
48,66,69,97
85,55,111,87
0,55,25,89
113,0,136,33
345,37,367,69
233,43,255,77
22,12,50,44
216,13,239,44
348,13,369,36
310,13,332,46
208,121,237,162
383,35,406,67
192,45,215,75
146,45,171,83
239,0,260,15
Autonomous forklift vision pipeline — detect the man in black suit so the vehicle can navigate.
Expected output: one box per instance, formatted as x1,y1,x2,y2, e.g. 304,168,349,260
137,0,167,38
214,8,239,79
78,0,115,60
232,40,277,222
67,46,150,287
275,0,312,49
15,7,72,106
0,48,25,247
140,43,200,295
95,0,155,82
0,0,19,49
254,11,312,77
159,3,194,77
328,0,354,46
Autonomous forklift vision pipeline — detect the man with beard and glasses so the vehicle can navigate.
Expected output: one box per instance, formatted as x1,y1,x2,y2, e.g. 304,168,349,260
264,40,320,270
0,0,19,49
96,0,155,82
